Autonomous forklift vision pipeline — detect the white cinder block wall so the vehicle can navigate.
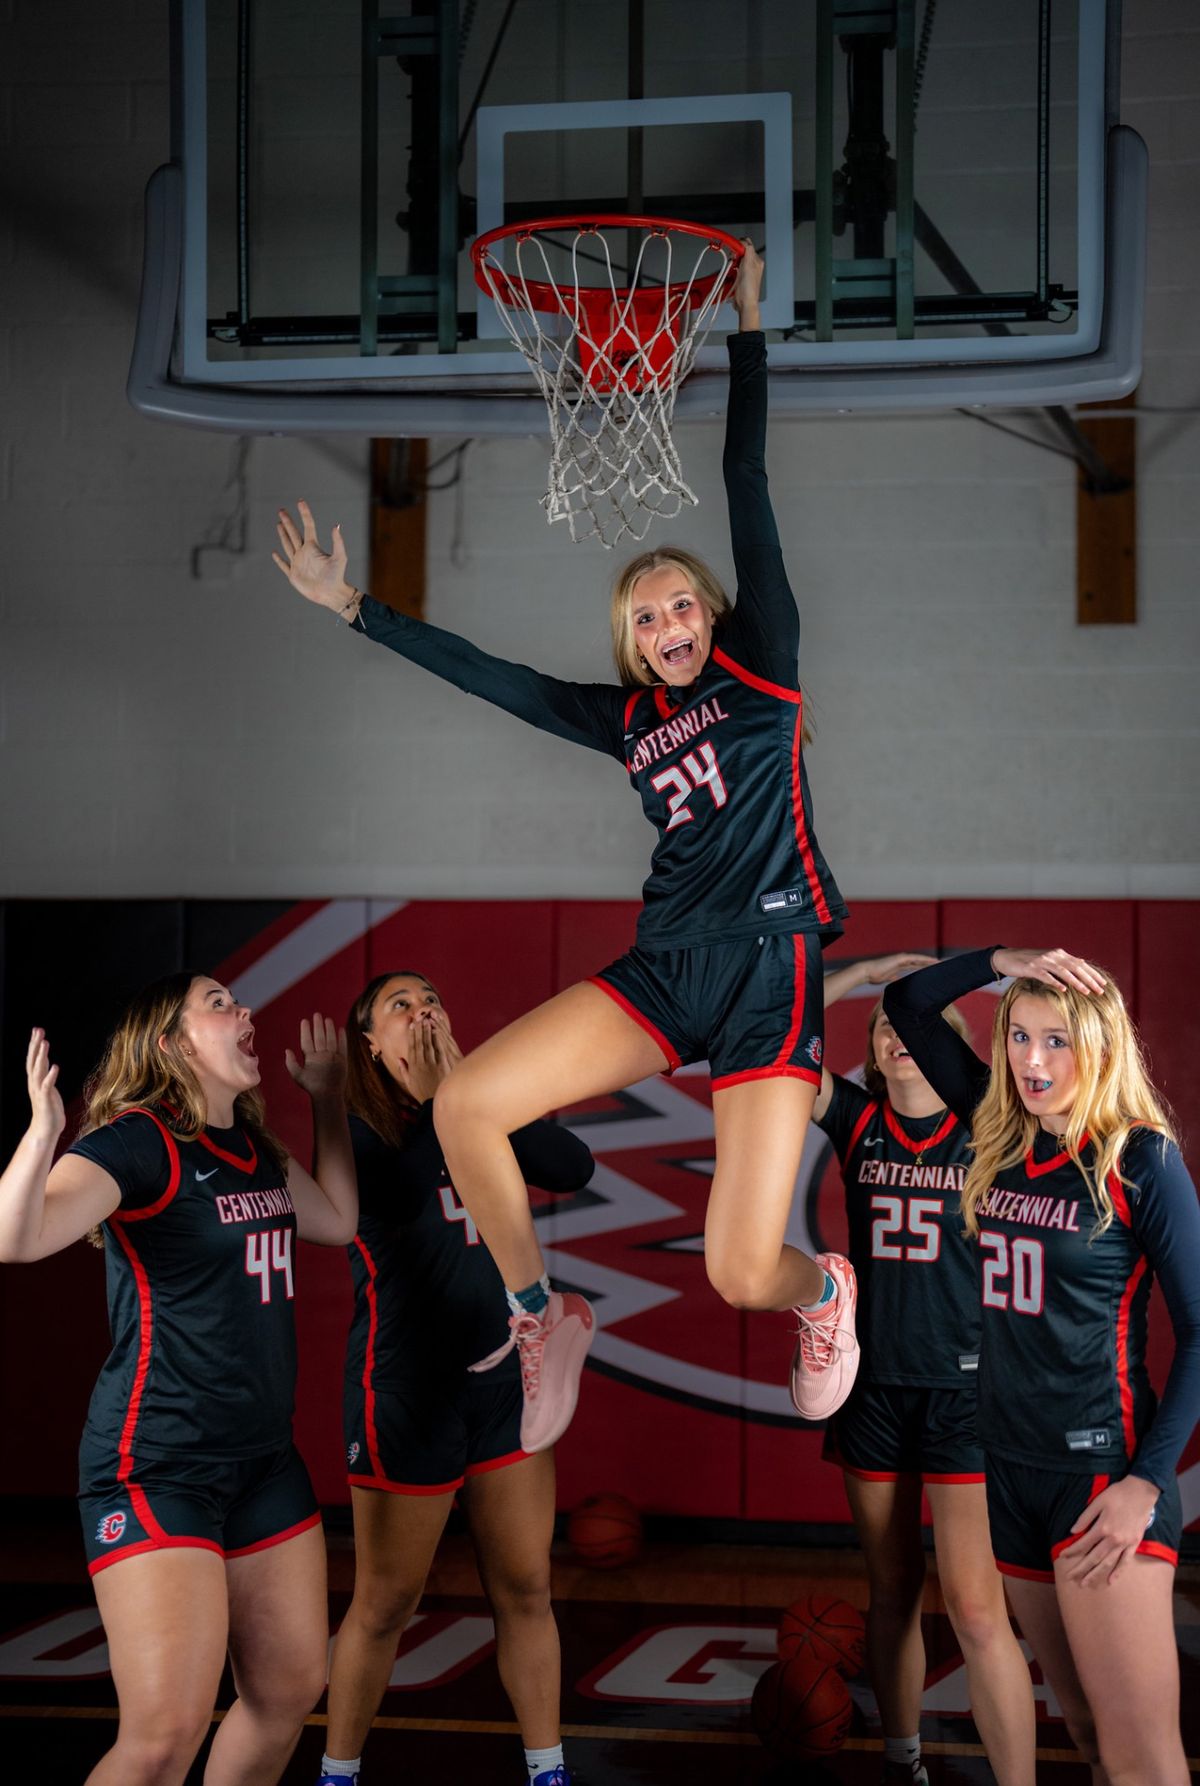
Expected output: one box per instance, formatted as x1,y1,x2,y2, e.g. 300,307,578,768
1,3,1197,901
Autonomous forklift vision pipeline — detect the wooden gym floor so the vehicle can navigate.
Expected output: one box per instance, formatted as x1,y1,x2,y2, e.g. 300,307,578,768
3,1504,1198,1783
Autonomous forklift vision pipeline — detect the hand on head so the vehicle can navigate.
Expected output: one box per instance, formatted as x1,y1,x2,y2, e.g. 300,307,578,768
991,948,1106,995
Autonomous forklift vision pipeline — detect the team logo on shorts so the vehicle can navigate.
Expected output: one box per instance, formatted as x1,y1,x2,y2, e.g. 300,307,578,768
806,1036,823,1065
347,1442,360,1467
95,1511,127,1544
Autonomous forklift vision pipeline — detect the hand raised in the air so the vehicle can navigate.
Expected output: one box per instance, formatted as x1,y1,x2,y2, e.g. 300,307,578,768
990,948,1106,996
858,952,940,987
272,501,360,617
397,1009,463,1106
26,1029,65,1144
286,1013,348,1101
732,238,764,331
1060,1473,1161,1587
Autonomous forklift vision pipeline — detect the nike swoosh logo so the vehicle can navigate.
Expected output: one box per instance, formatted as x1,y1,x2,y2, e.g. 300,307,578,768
196,1167,219,1181
860,1138,883,1147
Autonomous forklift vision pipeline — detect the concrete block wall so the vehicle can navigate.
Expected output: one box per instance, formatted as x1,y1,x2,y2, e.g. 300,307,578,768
0,1,1197,902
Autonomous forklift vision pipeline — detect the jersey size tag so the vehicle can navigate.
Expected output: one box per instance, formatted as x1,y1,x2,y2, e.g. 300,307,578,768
1065,1427,1112,1451
957,1353,979,1373
759,886,806,914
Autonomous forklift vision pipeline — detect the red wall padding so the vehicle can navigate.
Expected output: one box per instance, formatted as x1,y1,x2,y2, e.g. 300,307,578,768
1,898,1196,1527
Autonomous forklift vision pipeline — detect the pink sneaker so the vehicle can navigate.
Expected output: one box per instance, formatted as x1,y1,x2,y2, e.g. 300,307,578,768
469,1290,595,1453
789,1253,859,1419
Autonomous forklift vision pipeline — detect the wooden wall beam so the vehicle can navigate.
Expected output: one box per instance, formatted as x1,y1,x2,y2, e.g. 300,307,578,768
369,438,427,619
1076,394,1136,625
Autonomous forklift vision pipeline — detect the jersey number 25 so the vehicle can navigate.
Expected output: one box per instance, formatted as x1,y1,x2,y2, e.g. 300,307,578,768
870,1194,942,1262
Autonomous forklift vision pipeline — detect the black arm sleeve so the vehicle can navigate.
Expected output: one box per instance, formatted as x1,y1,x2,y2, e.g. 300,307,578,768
510,1119,595,1196
718,331,800,687
68,1113,171,1211
882,950,999,1125
1126,1132,1200,1490
352,596,628,761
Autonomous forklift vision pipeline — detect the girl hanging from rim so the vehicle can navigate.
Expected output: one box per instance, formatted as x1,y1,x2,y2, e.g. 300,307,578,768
0,977,357,1786
883,946,1200,1786
315,969,592,1786
815,952,1035,1786
273,244,857,1452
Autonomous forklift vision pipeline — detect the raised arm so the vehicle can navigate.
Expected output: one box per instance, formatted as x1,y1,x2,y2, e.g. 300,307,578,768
0,1031,120,1261
882,950,998,1123
811,952,939,1121
286,1012,359,1246
720,245,799,683
272,503,626,760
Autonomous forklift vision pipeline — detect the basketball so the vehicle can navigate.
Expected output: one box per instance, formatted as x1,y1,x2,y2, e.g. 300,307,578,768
567,1493,644,1569
777,1593,866,1675
751,1654,853,1761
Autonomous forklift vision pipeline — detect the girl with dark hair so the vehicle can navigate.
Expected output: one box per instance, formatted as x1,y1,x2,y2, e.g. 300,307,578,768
814,954,1034,1786
0,975,357,1786
316,971,593,1786
273,243,856,1455
883,947,1200,1786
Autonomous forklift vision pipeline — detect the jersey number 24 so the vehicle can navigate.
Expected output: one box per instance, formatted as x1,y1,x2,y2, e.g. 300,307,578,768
650,742,728,830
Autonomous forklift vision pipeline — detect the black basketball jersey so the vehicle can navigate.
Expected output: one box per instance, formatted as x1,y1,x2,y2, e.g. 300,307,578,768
975,1128,1197,1480
346,1109,594,1391
351,331,846,952
69,1108,297,1464
817,1074,978,1387
884,948,1200,1492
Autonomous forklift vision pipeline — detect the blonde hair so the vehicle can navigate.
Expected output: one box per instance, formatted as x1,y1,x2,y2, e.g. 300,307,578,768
610,546,731,688
961,971,1176,1238
610,545,812,744
864,998,969,1100
79,973,287,1245
345,970,441,1152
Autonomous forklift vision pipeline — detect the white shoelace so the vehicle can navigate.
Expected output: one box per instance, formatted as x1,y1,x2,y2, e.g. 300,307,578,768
793,1306,856,1371
469,1310,545,1396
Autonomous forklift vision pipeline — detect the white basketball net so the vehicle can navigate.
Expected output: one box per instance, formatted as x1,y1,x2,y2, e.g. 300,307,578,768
475,225,739,550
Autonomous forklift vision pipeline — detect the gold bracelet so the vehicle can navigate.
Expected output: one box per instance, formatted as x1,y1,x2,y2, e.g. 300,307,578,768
338,586,361,621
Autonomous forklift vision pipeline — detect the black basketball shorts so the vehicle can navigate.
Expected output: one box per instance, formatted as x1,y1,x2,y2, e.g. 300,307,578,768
345,1369,527,1494
823,1382,985,1483
985,1452,1182,1581
591,930,824,1091
79,1438,320,1576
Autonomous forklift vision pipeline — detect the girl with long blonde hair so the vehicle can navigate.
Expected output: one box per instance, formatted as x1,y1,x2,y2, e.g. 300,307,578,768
0,974,358,1786
884,946,1200,1786
272,244,857,1457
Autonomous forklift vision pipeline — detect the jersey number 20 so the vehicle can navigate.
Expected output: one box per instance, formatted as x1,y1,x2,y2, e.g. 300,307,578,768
980,1231,1044,1316
650,742,728,830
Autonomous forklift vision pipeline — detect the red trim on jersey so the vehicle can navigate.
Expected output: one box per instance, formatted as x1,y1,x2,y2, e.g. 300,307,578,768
348,1471,464,1496
883,1101,959,1156
465,1448,529,1478
711,1065,821,1092
623,689,645,730
129,1479,170,1543
845,1101,879,1161
588,977,683,1071
711,645,802,705
1106,1167,1133,1227
788,706,832,925
922,1471,987,1485
772,935,810,1067
225,1512,323,1558
88,1535,224,1576
839,1462,901,1482
107,1108,182,1223
653,687,673,721
1025,1132,1091,1178
351,1236,385,1480
196,1129,258,1173
108,1223,155,1486
1051,1475,1111,1561
996,1560,1055,1583
1115,1254,1148,1457
1138,1540,1178,1567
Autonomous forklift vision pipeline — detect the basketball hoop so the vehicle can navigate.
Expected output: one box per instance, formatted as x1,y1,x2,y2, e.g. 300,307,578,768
471,216,746,550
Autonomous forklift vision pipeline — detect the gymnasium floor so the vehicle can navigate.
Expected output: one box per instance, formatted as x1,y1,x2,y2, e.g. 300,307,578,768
4,1504,1198,1783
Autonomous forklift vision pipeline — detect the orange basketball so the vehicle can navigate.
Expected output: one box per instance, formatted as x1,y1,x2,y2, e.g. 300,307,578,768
777,1592,865,1675
751,1654,853,1761
567,1492,643,1569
